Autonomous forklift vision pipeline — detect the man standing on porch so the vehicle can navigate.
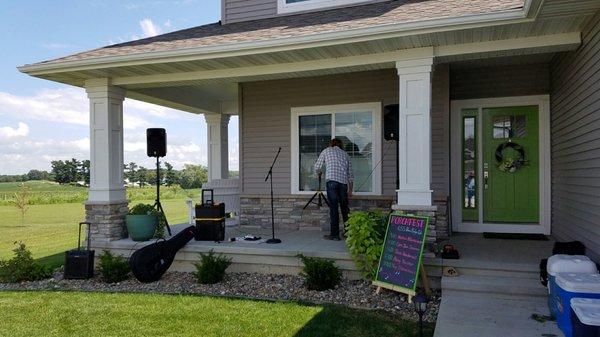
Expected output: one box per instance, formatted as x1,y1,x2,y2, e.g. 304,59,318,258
314,138,354,241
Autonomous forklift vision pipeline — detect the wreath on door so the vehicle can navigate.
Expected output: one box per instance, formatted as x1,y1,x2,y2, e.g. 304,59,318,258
495,141,526,173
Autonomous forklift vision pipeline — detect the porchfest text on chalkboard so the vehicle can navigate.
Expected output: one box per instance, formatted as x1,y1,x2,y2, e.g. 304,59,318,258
373,213,429,296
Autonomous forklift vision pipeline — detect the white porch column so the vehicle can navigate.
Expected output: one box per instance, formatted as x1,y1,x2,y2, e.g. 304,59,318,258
85,79,126,203
205,114,230,181
396,59,434,206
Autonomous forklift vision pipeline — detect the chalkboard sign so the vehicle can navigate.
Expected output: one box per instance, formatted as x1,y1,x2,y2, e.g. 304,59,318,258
373,213,429,296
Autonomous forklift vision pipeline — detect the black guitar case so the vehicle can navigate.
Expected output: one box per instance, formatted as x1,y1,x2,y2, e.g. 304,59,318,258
129,226,196,283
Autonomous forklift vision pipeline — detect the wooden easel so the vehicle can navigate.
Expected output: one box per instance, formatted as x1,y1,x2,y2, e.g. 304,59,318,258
374,264,431,303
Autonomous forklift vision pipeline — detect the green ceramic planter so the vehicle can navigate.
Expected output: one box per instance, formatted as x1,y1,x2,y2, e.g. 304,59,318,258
125,214,158,241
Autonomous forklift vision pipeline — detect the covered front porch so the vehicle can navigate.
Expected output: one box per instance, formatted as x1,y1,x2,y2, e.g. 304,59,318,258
17,2,600,277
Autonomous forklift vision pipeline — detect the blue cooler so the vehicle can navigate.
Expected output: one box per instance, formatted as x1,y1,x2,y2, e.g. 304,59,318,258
548,255,597,317
555,273,600,337
571,298,600,337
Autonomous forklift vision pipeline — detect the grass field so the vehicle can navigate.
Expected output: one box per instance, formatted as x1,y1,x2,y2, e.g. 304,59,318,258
0,292,432,337
0,183,194,269
0,180,199,206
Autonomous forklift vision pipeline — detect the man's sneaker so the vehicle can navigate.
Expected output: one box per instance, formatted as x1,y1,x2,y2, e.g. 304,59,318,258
323,234,340,241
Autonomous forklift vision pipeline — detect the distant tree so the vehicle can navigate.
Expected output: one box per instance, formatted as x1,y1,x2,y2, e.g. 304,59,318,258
164,162,179,186
68,158,81,182
125,162,138,184
178,165,208,189
51,159,80,184
136,167,148,187
51,160,70,184
80,160,90,185
13,184,30,225
26,170,50,181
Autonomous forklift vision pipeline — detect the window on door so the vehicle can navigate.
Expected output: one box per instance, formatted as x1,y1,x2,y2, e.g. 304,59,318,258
291,103,382,195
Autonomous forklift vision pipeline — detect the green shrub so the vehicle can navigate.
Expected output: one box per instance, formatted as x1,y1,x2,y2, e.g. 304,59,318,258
193,250,232,284
98,250,130,283
298,255,341,291
0,242,51,283
345,211,389,279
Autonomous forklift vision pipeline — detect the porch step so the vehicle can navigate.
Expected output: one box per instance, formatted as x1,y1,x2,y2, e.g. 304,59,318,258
442,274,547,297
444,258,539,279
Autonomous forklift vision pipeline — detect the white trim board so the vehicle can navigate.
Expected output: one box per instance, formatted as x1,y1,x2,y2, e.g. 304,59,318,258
290,102,382,196
450,95,551,235
277,0,371,14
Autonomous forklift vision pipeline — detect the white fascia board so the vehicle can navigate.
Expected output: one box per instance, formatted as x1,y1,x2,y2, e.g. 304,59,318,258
18,6,532,76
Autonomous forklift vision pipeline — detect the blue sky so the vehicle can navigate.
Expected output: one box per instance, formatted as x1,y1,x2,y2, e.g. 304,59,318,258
0,0,238,174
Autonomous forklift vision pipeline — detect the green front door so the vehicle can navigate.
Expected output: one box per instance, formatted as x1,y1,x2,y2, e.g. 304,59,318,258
482,106,539,223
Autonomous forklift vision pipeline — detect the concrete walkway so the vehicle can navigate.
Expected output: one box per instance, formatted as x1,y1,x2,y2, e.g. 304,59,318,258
434,290,563,337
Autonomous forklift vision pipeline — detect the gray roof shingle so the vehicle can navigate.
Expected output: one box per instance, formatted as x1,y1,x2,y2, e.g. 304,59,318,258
36,0,524,65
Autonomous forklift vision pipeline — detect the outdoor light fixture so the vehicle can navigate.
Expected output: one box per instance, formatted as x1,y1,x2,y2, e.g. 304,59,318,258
413,294,429,337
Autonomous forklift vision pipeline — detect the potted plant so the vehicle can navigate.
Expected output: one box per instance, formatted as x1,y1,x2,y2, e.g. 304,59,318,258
125,204,158,241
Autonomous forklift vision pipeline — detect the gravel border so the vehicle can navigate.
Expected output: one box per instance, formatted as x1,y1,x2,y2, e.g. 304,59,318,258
0,272,439,323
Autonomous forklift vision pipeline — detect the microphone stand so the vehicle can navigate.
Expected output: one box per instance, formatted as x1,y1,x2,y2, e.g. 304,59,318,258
265,147,282,244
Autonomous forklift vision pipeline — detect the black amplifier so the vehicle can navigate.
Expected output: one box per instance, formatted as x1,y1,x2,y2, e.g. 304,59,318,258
64,222,95,279
195,189,226,241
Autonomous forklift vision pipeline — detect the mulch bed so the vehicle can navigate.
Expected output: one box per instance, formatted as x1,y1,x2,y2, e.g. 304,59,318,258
0,271,439,323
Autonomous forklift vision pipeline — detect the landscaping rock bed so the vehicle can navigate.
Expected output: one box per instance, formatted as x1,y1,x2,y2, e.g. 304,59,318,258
0,272,439,322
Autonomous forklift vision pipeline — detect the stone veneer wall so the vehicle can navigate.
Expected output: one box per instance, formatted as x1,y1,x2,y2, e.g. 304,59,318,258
240,195,449,253
240,195,394,231
85,201,129,245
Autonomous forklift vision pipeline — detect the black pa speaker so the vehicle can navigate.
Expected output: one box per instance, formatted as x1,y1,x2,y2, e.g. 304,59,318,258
147,128,167,157
64,222,95,280
384,104,399,141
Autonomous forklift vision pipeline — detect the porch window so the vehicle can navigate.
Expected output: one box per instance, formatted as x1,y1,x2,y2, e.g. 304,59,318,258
278,0,369,14
291,103,382,195
462,110,478,221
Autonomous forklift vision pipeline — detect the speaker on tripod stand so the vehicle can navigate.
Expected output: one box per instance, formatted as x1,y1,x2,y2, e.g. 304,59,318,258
147,128,172,236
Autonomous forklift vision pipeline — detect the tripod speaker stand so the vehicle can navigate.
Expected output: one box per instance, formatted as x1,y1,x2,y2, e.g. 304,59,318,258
147,128,172,236
303,173,330,209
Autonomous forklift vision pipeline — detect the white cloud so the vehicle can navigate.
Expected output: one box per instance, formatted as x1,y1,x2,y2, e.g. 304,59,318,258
140,18,162,38
0,122,29,140
0,88,158,130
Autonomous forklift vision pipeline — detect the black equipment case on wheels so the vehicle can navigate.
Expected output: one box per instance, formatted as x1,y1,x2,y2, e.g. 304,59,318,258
64,221,95,279
195,189,226,241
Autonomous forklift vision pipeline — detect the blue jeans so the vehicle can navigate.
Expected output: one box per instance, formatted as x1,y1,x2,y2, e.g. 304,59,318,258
326,181,350,237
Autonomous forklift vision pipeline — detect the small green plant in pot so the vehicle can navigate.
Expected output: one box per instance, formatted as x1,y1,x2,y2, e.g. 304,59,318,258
126,203,158,241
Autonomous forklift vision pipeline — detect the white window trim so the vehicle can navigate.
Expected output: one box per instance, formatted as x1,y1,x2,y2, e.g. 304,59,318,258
277,0,369,14
290,102,382,196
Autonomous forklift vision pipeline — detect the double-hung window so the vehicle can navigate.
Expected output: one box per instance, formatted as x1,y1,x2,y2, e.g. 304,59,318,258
290,102,382,195
277,0,369,14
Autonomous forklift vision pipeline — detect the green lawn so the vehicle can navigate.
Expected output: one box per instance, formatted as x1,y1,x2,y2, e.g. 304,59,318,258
0,199,192,268
0,292,431,337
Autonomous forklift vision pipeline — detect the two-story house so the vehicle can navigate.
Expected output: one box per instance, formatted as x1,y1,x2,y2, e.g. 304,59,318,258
18,0,600,271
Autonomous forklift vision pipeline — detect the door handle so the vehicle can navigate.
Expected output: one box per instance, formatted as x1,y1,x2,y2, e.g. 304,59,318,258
484,170,489,190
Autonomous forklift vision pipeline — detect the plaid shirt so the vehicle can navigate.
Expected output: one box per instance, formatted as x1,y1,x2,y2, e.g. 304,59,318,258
314,146,354,185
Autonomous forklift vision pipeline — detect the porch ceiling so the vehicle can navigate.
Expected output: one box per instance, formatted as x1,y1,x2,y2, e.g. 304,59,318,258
17,2,598,115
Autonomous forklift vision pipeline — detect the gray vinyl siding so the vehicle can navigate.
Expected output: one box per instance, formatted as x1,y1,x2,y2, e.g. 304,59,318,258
550,12,600,262
432,64,450,199
450,63,550,100
222,0,277,24
240,68,450,197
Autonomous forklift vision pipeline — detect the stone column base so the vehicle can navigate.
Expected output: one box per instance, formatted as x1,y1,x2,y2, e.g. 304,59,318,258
85,201,129,246
392,204,443,257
